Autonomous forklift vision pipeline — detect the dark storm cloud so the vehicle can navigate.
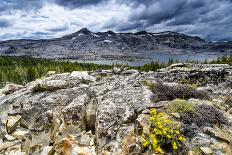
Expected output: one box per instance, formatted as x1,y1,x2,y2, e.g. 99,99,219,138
0,0,105,12
0,0,43,12
120,0,213,27
108,0,232,41
0,0,232,41
53,0,105,8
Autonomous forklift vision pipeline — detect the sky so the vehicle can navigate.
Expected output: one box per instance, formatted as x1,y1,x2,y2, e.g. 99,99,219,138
0,0,232,41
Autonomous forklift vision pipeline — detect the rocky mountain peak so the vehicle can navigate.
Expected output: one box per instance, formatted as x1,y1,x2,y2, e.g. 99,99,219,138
77,27,92,34
106,30,115,35
134,30,148,35
0,28,231,61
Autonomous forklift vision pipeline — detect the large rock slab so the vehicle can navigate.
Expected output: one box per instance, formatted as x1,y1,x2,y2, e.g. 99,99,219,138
0,65,231,154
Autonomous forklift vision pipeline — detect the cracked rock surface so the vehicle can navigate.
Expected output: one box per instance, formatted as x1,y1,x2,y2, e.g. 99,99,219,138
0,64,231,155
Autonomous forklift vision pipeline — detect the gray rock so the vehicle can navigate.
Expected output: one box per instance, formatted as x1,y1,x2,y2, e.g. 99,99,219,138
70,71,96,82
36,80,69,91
6,115,21,134
0,64,231,154
1,84,24,95
200,147,213,155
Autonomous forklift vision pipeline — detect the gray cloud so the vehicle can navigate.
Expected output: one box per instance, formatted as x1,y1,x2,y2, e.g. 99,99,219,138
53,0,105,8
0,18,13,27
0,0,232,41
0,0,43,13
109,0,232,41
46,24,69,32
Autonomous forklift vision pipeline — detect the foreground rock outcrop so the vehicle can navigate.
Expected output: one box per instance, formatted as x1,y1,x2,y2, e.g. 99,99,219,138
0,64,231,155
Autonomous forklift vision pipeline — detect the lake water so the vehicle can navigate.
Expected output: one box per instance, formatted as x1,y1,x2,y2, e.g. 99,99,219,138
74,52,229,66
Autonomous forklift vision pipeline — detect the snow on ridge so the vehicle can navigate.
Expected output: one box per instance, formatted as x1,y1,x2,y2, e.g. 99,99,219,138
103,40,112,43
92,33,100,37
78,33,84,36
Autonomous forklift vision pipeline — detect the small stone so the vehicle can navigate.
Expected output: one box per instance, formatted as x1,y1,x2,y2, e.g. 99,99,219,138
11,129,29,140
203,126,231,144
4,134,16,141
170,113,180,120
228,108,232,114
188,150,194,155
6,115,21,134
47,71,56,77
38,80,68,90
2,84,24,95
40,146,53,155
70,71,95,81
200,147,213,155
0,141,20,152
213,142,232,155
169,63,187,69
112,67,121,74
121,70,139,75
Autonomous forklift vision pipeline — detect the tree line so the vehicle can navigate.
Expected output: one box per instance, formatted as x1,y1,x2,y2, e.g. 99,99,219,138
0,55,231,87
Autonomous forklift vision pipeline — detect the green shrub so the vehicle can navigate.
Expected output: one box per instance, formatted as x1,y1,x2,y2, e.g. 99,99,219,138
142,109,186,154
166,99,196,114
181,104,228,127
179,79,189,85
150,82,209,102
141,80,156,90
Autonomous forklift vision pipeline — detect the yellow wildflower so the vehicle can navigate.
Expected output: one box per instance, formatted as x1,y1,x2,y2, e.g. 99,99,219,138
173,145,178,150
143,141,148,147
179,136,183,141
151,109,157,115
150,117,155,121
182,137,186,142
158,112,164,117
155,147,162,153
164,119,169,123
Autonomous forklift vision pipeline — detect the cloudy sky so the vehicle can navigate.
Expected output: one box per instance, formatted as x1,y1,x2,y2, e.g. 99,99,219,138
0,0,232,41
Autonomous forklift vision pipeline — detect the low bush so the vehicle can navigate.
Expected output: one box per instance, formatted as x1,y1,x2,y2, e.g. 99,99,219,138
166,99,196,114
181,104,228,129
142,109,186,154
150,82,209,102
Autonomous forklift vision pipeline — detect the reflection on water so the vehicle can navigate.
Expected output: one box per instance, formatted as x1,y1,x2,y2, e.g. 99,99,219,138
74,52,229,66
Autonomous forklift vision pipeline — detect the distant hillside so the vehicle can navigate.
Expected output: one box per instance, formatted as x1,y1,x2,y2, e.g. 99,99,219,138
0,28,232,61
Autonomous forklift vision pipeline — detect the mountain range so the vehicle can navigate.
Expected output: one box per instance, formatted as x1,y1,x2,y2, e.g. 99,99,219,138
0,28,231,61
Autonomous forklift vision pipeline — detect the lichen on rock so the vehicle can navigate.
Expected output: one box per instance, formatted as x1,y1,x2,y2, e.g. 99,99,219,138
0,64,231,154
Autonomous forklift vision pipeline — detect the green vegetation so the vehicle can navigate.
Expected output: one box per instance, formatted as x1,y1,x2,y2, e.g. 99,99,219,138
210,55,232,65
0,57,167,87
134,61,166,72
0,55,231,88
181,104,228,128
142,109,186,153
148,82,209,102
166,99,196,114
0,56,112,87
